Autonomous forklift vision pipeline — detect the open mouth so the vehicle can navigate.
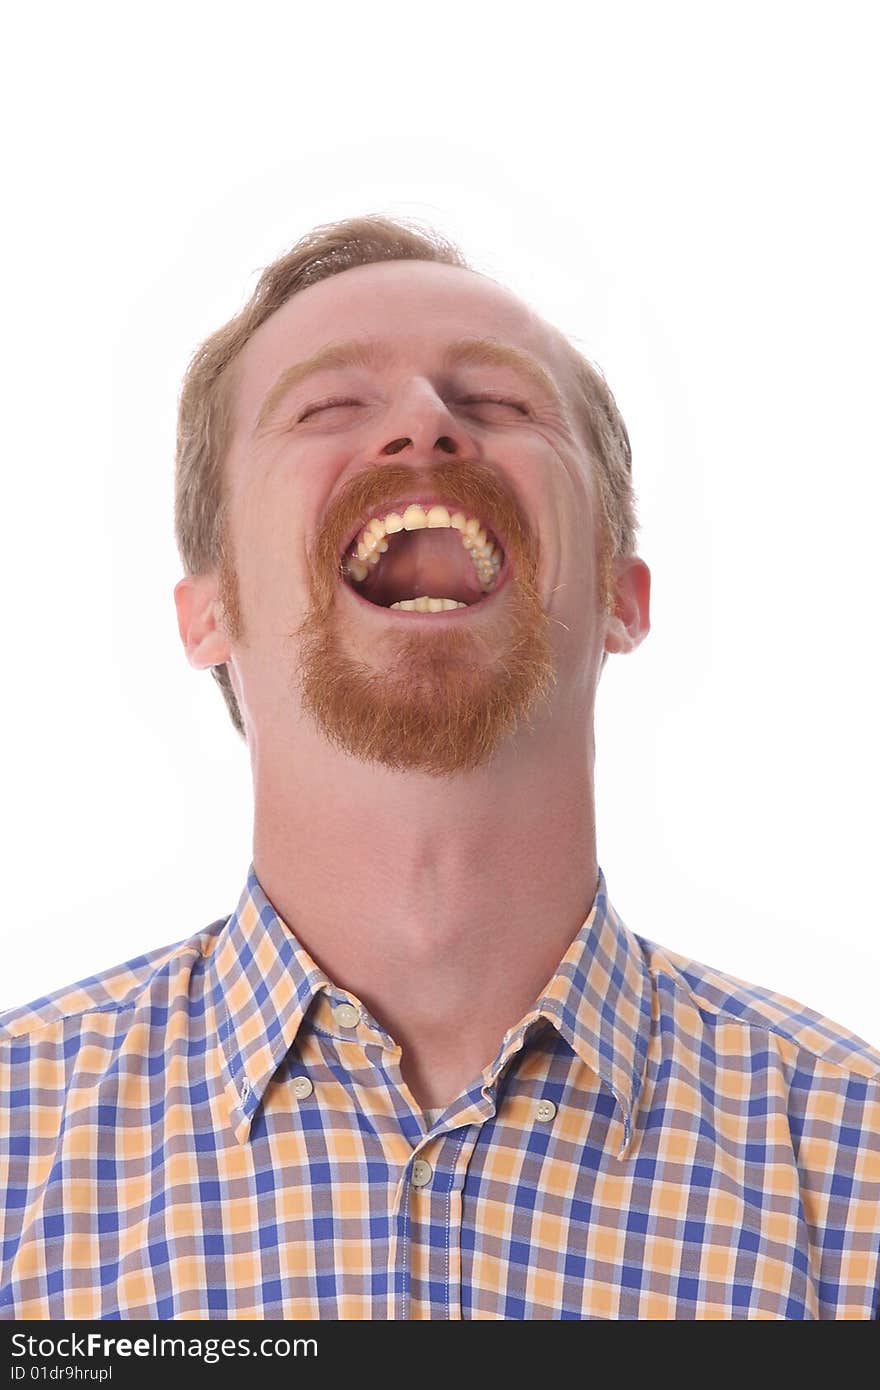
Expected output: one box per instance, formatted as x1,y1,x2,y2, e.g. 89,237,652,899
338,501,509,615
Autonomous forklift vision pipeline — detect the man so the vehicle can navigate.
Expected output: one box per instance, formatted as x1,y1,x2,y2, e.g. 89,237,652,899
1,216,878,1321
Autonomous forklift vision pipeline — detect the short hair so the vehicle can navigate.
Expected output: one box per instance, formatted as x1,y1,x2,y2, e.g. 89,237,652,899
174,215,639,739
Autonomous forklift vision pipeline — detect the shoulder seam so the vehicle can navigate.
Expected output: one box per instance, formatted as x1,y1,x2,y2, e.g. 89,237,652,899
0,935,218,1042
1,998,139,1042
652,960,880,1083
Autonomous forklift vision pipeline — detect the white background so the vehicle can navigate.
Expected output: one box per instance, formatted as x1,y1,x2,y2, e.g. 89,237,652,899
2,2,878,1046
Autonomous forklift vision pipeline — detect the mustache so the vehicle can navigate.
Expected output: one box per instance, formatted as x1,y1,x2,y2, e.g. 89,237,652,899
310,456,537,578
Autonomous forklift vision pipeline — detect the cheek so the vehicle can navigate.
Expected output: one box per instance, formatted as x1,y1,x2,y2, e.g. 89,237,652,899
542,451,599,586
232,475,311,615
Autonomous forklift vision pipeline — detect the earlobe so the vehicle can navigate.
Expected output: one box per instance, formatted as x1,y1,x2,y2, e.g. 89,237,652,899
173,575,231,670
603,555,651,657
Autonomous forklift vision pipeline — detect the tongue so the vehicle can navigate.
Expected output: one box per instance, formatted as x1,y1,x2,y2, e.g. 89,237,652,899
357,528,487,607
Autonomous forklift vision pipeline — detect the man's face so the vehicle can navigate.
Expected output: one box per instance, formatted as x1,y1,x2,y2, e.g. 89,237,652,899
214,259,614,776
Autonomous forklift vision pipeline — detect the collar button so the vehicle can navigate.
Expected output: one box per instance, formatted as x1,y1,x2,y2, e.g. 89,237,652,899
333,1002,361,1029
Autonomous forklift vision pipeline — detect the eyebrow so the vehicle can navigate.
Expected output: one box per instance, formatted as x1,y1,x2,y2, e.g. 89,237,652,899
252,336,566,436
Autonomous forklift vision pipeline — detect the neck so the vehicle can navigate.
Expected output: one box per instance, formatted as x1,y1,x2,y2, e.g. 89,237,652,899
251,718,598,1112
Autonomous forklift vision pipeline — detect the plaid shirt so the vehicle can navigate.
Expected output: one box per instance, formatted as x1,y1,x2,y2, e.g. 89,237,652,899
1,863,878,1320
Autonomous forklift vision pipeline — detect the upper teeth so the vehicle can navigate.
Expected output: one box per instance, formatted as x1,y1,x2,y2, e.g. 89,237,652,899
343,504,503,590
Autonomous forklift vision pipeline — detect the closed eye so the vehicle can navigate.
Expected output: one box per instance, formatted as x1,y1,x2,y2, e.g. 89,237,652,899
297,396,361,422
461,395,531,415
297,393,531,422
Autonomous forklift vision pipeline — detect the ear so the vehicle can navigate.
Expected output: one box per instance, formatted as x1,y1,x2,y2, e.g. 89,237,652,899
173,574,231,670
603,554,651,657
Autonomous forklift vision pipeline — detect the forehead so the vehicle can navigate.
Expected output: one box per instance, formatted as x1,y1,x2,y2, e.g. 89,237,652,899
234,259,575,420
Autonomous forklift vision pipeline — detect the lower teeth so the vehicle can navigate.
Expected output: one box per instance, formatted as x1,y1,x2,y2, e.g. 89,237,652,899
389,597,469,612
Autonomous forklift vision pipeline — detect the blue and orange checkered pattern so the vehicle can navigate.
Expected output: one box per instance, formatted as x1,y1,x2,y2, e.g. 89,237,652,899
1,864,878,1319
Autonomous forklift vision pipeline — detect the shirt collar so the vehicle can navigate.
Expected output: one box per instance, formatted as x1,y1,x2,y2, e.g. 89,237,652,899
209,862,652,1151
533,866,652,1154
208,864,334,1144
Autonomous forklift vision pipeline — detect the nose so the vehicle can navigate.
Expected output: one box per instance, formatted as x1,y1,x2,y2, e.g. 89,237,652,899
372,383,478,460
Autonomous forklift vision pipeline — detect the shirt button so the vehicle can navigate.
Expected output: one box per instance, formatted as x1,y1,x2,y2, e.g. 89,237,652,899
534,1099,557,1122
292,1076,313,1099
240,1077,250,1102
411,1159,433,1188
333,1002,361,1029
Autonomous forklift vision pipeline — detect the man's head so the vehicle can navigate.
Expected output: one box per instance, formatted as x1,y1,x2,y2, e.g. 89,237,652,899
173,216,648,777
